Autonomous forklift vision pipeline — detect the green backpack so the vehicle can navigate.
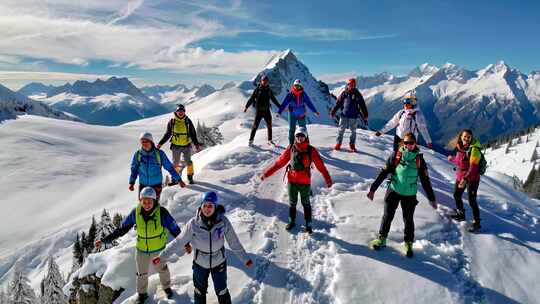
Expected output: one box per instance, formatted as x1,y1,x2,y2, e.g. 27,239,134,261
289,145,313,172
137,149,162,167
468,147,487,175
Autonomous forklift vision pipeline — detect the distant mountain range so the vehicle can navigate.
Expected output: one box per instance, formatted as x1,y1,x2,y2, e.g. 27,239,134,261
331,61,540,146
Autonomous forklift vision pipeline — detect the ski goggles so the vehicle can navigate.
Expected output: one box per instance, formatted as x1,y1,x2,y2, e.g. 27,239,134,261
403,141,416,146
403,98,414,105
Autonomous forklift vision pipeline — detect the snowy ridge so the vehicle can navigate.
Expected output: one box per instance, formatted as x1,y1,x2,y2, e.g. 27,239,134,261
141,84,217,110
0,83,76,122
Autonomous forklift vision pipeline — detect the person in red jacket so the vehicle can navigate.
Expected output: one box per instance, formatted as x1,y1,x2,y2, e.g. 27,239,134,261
261,126,333,234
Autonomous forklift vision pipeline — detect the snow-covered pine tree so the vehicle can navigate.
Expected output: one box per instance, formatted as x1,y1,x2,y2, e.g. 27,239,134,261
40,256,67,304
71,233,83,274
112,213,123,229
9,268,38,304
95,209,117,252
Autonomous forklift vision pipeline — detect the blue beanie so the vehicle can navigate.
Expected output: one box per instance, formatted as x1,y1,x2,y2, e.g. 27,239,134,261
201,191,218,207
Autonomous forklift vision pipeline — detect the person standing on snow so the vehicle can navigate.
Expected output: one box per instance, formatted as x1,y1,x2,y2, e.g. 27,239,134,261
244,74,281,146
330,78,369,152
157,104,201,184
447,129,485,232
130,132,185,201
154,191,253,304
277,79,320,145
375,96,433,152
95,187,188,303
261,126,333,234
366,133,437,258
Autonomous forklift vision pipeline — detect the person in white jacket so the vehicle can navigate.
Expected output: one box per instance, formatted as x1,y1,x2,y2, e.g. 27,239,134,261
375,96,433,151
153,191,253,304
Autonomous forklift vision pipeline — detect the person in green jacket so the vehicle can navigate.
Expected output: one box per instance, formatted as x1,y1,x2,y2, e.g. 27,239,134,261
366,132,437,258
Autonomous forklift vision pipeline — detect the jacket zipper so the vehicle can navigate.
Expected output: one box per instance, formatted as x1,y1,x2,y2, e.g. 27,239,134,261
209,230,213,269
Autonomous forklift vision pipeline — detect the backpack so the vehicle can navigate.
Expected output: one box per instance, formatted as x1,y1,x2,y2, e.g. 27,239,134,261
398,110,418,134
468,147,487,175
137,149,162,167
392,150,422,169
287,145,313,173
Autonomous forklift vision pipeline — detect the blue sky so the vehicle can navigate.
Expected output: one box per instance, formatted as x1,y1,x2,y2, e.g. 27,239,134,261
0,0,539,89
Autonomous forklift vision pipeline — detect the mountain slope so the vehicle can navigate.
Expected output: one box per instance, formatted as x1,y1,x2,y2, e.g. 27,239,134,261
0,84,76,122
141,84,216,110
33,77,169,125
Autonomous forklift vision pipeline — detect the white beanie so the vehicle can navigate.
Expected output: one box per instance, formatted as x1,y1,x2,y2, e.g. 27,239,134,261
295,126,308,137
293,79,302,86
139,132,154,142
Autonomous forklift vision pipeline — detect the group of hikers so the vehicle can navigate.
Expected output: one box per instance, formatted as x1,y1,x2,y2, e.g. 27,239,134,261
93,76,485,303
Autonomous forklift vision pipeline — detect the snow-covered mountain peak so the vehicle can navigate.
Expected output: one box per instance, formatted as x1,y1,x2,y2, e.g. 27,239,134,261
408,63,440,78
478,61,511,77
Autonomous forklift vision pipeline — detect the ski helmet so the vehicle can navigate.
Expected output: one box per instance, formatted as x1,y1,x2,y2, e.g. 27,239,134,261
176,104,186,112
295,126,308,137
201,191,218,206
139,132,154,142
140,187,157,200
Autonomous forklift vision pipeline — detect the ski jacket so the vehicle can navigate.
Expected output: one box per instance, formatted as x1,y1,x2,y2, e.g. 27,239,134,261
160,205,250,269
129,147,181,186
245,85,281,112
370,146,436,201
380,108,432,144
448,139,482,182
102,204,181,254
330,88,368,119
263,141,332,185
277,87,318,119
158,114,200,148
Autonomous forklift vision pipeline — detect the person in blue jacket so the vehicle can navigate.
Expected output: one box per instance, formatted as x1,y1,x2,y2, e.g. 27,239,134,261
129,132,185,201
95,187,190,303
277,79,320,144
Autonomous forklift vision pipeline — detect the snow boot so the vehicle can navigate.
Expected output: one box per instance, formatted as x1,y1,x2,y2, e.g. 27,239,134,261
450,209,466,222
248,140,254,147
369,236,386,250
467,221,481,233
285,222,296,231
164,288,174,299
188,175,194,185
305,222,313,234
349,143,357,152
402,242,414,258
137,293,148,304
334,143,341,151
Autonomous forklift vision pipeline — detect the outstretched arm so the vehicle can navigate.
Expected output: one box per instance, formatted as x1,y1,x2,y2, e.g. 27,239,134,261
418,157,436,202
379,111,401,134
263,146,292,178
416,112,432,144
369,155,394,192
311,148,332,186
270,90,281,109
224,217,250,263
277,94,291,114
129,152,139,184
102,210,136,243
158,120,173,146
160,220,194,260
304,93,319,114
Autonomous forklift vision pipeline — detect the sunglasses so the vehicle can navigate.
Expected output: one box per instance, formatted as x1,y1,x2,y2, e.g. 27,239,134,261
403,141,415,145
295,134,306,138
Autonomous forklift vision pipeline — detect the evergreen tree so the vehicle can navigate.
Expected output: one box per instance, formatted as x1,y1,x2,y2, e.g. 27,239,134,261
40,256,67,304
9,268,38,304
86,217,97,253
113,213,124,229
95,209,117,252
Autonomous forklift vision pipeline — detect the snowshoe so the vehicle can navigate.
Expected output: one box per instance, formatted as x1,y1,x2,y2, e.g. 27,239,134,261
449,209,466,222
164,288,174,299
402,242,414,258
285,222,295,231
467,221,481,233
369,236,386,250
137,293,148,304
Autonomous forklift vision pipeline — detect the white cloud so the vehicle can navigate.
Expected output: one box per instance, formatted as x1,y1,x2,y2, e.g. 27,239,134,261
318,72,358,84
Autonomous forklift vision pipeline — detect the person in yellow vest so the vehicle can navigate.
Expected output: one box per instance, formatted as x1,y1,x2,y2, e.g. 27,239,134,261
157,104,201,184
95,187,187,303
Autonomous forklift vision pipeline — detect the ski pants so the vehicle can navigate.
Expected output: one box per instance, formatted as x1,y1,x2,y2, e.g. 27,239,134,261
288,115,307,145
454,180,481,222
193,261,231,304
336,117,358,145
172,145,194,176
136,251,171,294
138,184,162,201
378,190,418,243
249,110,273,142
288,183,312,226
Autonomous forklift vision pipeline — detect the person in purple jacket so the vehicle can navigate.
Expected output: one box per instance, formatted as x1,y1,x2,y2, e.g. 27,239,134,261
277,79,320,144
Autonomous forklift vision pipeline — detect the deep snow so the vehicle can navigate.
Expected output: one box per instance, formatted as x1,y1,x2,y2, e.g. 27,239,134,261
1,86,540,304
